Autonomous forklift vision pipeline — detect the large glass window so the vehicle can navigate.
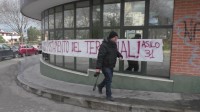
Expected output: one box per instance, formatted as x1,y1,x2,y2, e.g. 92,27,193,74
123,30,143,72
64,56,75,70
42,0,174,78
124,1,145,26
55,30,63,40
147,28,172,77
63,4,75,70
50,55,55,64
44,11,48,30
64,4,74,28
124,30,143,39
56,55,63,67
76,0,90,72
149,0,174,25
55,30,63,67
76,29,89,72
44,16,48,30
49,31,54,40
55,7,63,29
76,30,89,39
49,31,55,64
49,9,54,29
93,5,101,39
76,1,90,28
103,2,121,27
64,30,75,69
64,30,74,39
44,31,49,41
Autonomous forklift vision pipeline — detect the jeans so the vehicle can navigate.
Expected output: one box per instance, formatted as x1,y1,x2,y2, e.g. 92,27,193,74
98,67,113,98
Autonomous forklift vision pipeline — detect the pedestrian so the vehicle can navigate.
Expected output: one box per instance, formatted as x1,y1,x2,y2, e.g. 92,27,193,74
126,34,141,72
95,31,123,101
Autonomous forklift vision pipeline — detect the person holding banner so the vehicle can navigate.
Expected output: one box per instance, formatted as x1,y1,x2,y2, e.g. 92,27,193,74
126,34,141,72
95,31,123,101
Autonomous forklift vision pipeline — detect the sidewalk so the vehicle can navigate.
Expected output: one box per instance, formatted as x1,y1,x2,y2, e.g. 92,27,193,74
16,63,200,112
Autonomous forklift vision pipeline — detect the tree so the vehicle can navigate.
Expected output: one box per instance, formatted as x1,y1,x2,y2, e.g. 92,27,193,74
0,36,5,43
27,26,41,42
0,0,40,44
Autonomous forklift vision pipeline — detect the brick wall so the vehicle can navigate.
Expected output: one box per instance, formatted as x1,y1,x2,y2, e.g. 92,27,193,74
171,0,200,76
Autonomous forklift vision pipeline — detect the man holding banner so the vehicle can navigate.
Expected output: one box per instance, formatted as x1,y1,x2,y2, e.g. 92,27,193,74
126,34,141,72
95,31,123,101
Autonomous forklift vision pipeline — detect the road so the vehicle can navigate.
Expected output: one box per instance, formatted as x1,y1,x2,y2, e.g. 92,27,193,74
0,55,107,112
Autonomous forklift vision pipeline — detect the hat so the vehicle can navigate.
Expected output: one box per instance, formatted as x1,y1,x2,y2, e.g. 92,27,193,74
108,31,118,40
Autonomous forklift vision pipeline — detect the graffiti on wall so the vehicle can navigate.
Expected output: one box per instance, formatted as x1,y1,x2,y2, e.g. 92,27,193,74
175,13,200,68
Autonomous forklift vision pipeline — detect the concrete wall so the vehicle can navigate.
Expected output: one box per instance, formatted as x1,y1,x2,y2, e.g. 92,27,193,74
40,59,174,92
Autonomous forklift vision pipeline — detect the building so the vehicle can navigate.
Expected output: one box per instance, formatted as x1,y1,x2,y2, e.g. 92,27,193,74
0,29,20,45
21,0,200,93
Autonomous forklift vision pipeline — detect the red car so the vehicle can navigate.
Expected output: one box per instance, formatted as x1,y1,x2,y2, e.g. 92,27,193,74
17,45,38,57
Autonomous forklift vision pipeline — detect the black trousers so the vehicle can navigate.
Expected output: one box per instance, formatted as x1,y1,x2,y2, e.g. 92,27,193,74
126,60,139,72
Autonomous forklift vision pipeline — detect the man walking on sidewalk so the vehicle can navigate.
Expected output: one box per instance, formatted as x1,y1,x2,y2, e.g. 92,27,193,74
96,31,123,101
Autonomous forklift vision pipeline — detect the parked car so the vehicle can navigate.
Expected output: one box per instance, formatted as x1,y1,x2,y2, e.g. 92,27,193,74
17,45,38,57
32,43,42,54
0,44,16,61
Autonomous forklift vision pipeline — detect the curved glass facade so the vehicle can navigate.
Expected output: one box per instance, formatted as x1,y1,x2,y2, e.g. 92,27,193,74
41,0,174,78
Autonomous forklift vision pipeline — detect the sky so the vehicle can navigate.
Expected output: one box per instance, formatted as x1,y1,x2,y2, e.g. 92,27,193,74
0,0,41,32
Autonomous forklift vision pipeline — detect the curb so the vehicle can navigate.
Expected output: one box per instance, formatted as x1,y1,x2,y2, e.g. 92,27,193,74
15,74,185,112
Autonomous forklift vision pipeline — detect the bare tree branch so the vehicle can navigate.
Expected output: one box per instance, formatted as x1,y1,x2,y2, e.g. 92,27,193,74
0,0,40,44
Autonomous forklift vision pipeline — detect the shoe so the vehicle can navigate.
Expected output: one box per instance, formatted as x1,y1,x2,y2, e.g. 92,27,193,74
97,85,103,94
106,97,114,101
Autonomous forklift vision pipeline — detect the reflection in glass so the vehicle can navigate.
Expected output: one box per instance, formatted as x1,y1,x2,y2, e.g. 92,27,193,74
124,1,145,26
76,57,89,73
55,12,63,28
125,30,143,39
64,30,74,39
76,30,89,39
42,18,44,31
147,28,172,77
149,0,174,25
104,3,120,27
56,55,63,67
65,56,75,70
45,31,48,41
64,10,74,28
55,31,63,40
50,55,55,64
49,31,54,40
49,14,54,29
93,5,101,39
45,16,48,30
76,7,90,27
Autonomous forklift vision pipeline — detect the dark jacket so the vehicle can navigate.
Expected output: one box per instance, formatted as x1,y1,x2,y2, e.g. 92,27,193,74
96,38,122,69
